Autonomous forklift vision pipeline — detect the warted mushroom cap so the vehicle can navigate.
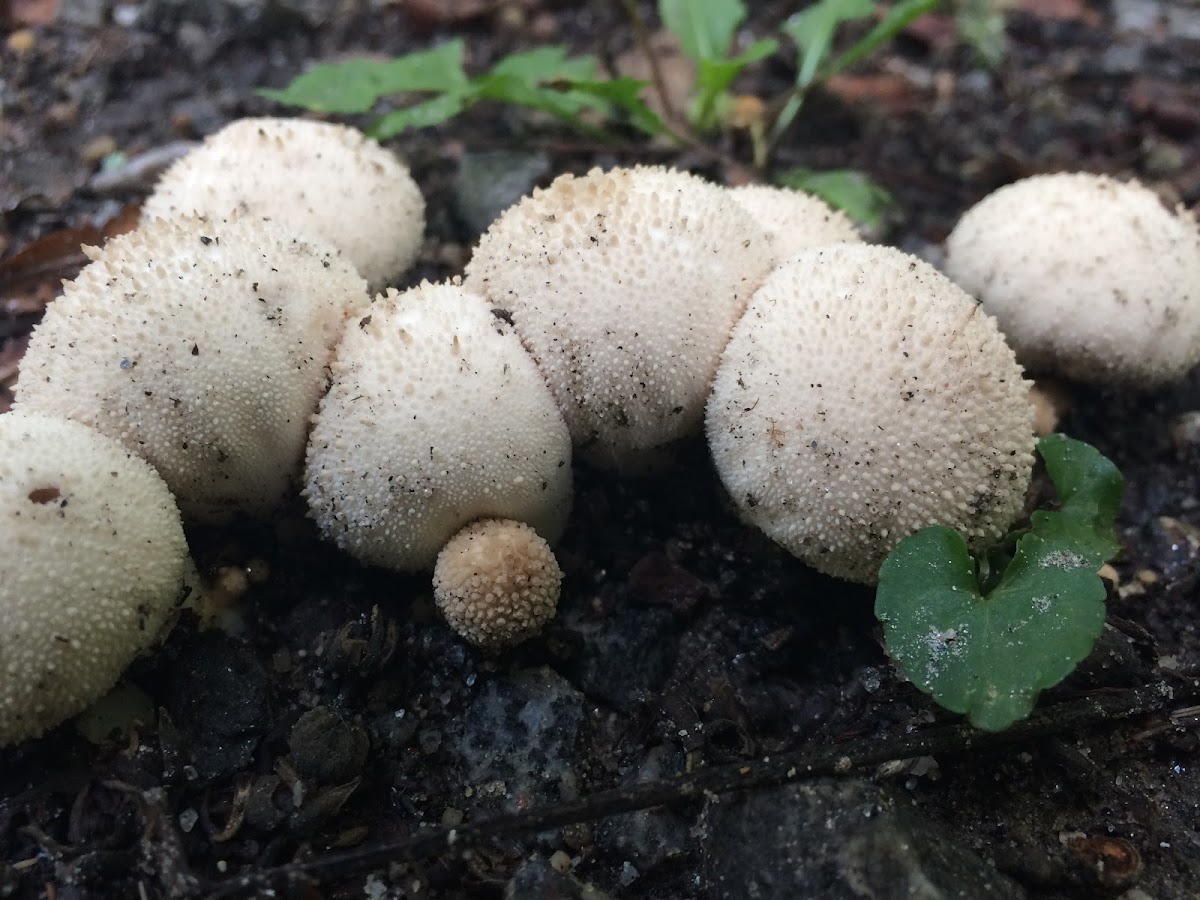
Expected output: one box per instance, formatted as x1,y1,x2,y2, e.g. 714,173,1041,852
944,173,1200,386
15,214,369,520
143,117,425,292
304,281,572,572
707,244,1035,584
465,165,774,469
434,518,563,649
728,184,862,260
0,412,188,746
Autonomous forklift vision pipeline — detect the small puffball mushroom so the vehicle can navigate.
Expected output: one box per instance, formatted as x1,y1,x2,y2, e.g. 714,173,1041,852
944,173,1200,386
707,244,1035,584
142,117,425,291
728,184,862,259
465,165,774,469
433,518,563,649
0,412,189,746
16,214,369,520
305,281,572,572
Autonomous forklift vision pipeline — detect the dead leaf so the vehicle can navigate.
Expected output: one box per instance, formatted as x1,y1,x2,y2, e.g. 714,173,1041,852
1011,0,1101,26
612,29,696,125
3,0,58,27
823,73,924,116
0,202,142,311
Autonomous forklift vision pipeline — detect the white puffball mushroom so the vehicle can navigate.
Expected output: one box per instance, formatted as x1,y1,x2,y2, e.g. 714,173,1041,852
707,244,1035,584
465,165,775,469
304,281,572,572
433,518,563,649
0,412,189,746
728,184,862,259
944,172,1200,386
15,214,369,520
142,117,426,292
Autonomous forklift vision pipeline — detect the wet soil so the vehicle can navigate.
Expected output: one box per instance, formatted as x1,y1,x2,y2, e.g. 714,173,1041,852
2,2,1200,898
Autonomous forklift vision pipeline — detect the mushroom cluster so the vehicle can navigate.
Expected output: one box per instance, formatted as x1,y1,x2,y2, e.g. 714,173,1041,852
17,105,1187,748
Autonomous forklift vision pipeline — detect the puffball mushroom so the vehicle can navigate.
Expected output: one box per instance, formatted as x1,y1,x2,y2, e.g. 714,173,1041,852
142,117,426,292
728,184,862,259
944,172,1200,386
304,281,572,572
0,412,189,746
433,518,563,649
707,244,1035,584
15,214,369,520
465,165,775,469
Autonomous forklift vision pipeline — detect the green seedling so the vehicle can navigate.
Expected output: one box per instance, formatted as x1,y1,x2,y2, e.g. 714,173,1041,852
260,39,664,141
772,0,939,140
876,435,1123,732
260,1,940,223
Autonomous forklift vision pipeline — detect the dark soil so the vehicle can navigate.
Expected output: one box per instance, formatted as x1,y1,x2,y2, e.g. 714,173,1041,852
3,2,1200,898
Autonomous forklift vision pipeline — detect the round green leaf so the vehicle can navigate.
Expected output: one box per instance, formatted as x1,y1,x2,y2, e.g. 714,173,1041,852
877,525,1107,732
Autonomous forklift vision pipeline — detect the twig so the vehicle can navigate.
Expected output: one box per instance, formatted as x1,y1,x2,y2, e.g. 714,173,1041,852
202,679,1196,898
618,0,680,127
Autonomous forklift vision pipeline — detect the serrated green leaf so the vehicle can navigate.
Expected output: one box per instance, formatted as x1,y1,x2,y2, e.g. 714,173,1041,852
259,40,468,114
781,0,874,89
775,168,891,230
368,92,468,139
659,0,746,62
877,525,1107,732
822,0,940,78
1031,434,1124,567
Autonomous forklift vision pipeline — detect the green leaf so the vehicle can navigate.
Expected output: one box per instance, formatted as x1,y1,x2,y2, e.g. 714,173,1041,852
691,38,778,130
659,0,746,62
775,168,892,230
877,526,1107,732
822,0,941,79
565,78,668,136
1031,434,1124,568
490,46,597,83
781,0,874,89
955,0,1008,69
259,40,469,114
368,92,468,139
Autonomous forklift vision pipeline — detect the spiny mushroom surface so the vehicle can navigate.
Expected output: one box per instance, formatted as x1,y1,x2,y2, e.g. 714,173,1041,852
304,281,572,572
944,172,1200,386
706,244,1035,584
15,214,369,520
142,117,425,292
0,412,189,746
465,165,774,469
728,184,862,259
433,518,563,649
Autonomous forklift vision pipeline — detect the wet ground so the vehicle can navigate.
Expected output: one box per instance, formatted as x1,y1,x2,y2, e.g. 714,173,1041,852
2,1,1200,898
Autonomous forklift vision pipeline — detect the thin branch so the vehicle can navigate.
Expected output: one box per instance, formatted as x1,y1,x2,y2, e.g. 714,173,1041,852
202,679,1198,898
619,0,680,127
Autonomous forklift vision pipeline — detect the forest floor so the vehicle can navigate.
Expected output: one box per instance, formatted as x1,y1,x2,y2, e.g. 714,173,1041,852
2,1,1200,898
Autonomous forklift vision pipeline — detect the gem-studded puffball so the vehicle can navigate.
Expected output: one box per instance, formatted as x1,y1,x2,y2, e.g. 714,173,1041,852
944,172,1200,386
143,117,425,292
728,183,862,260
304,281,572,572
434,518,563,649
15,214,369,520
706,244,1035,584
0,412,188,746
466,165,775,469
